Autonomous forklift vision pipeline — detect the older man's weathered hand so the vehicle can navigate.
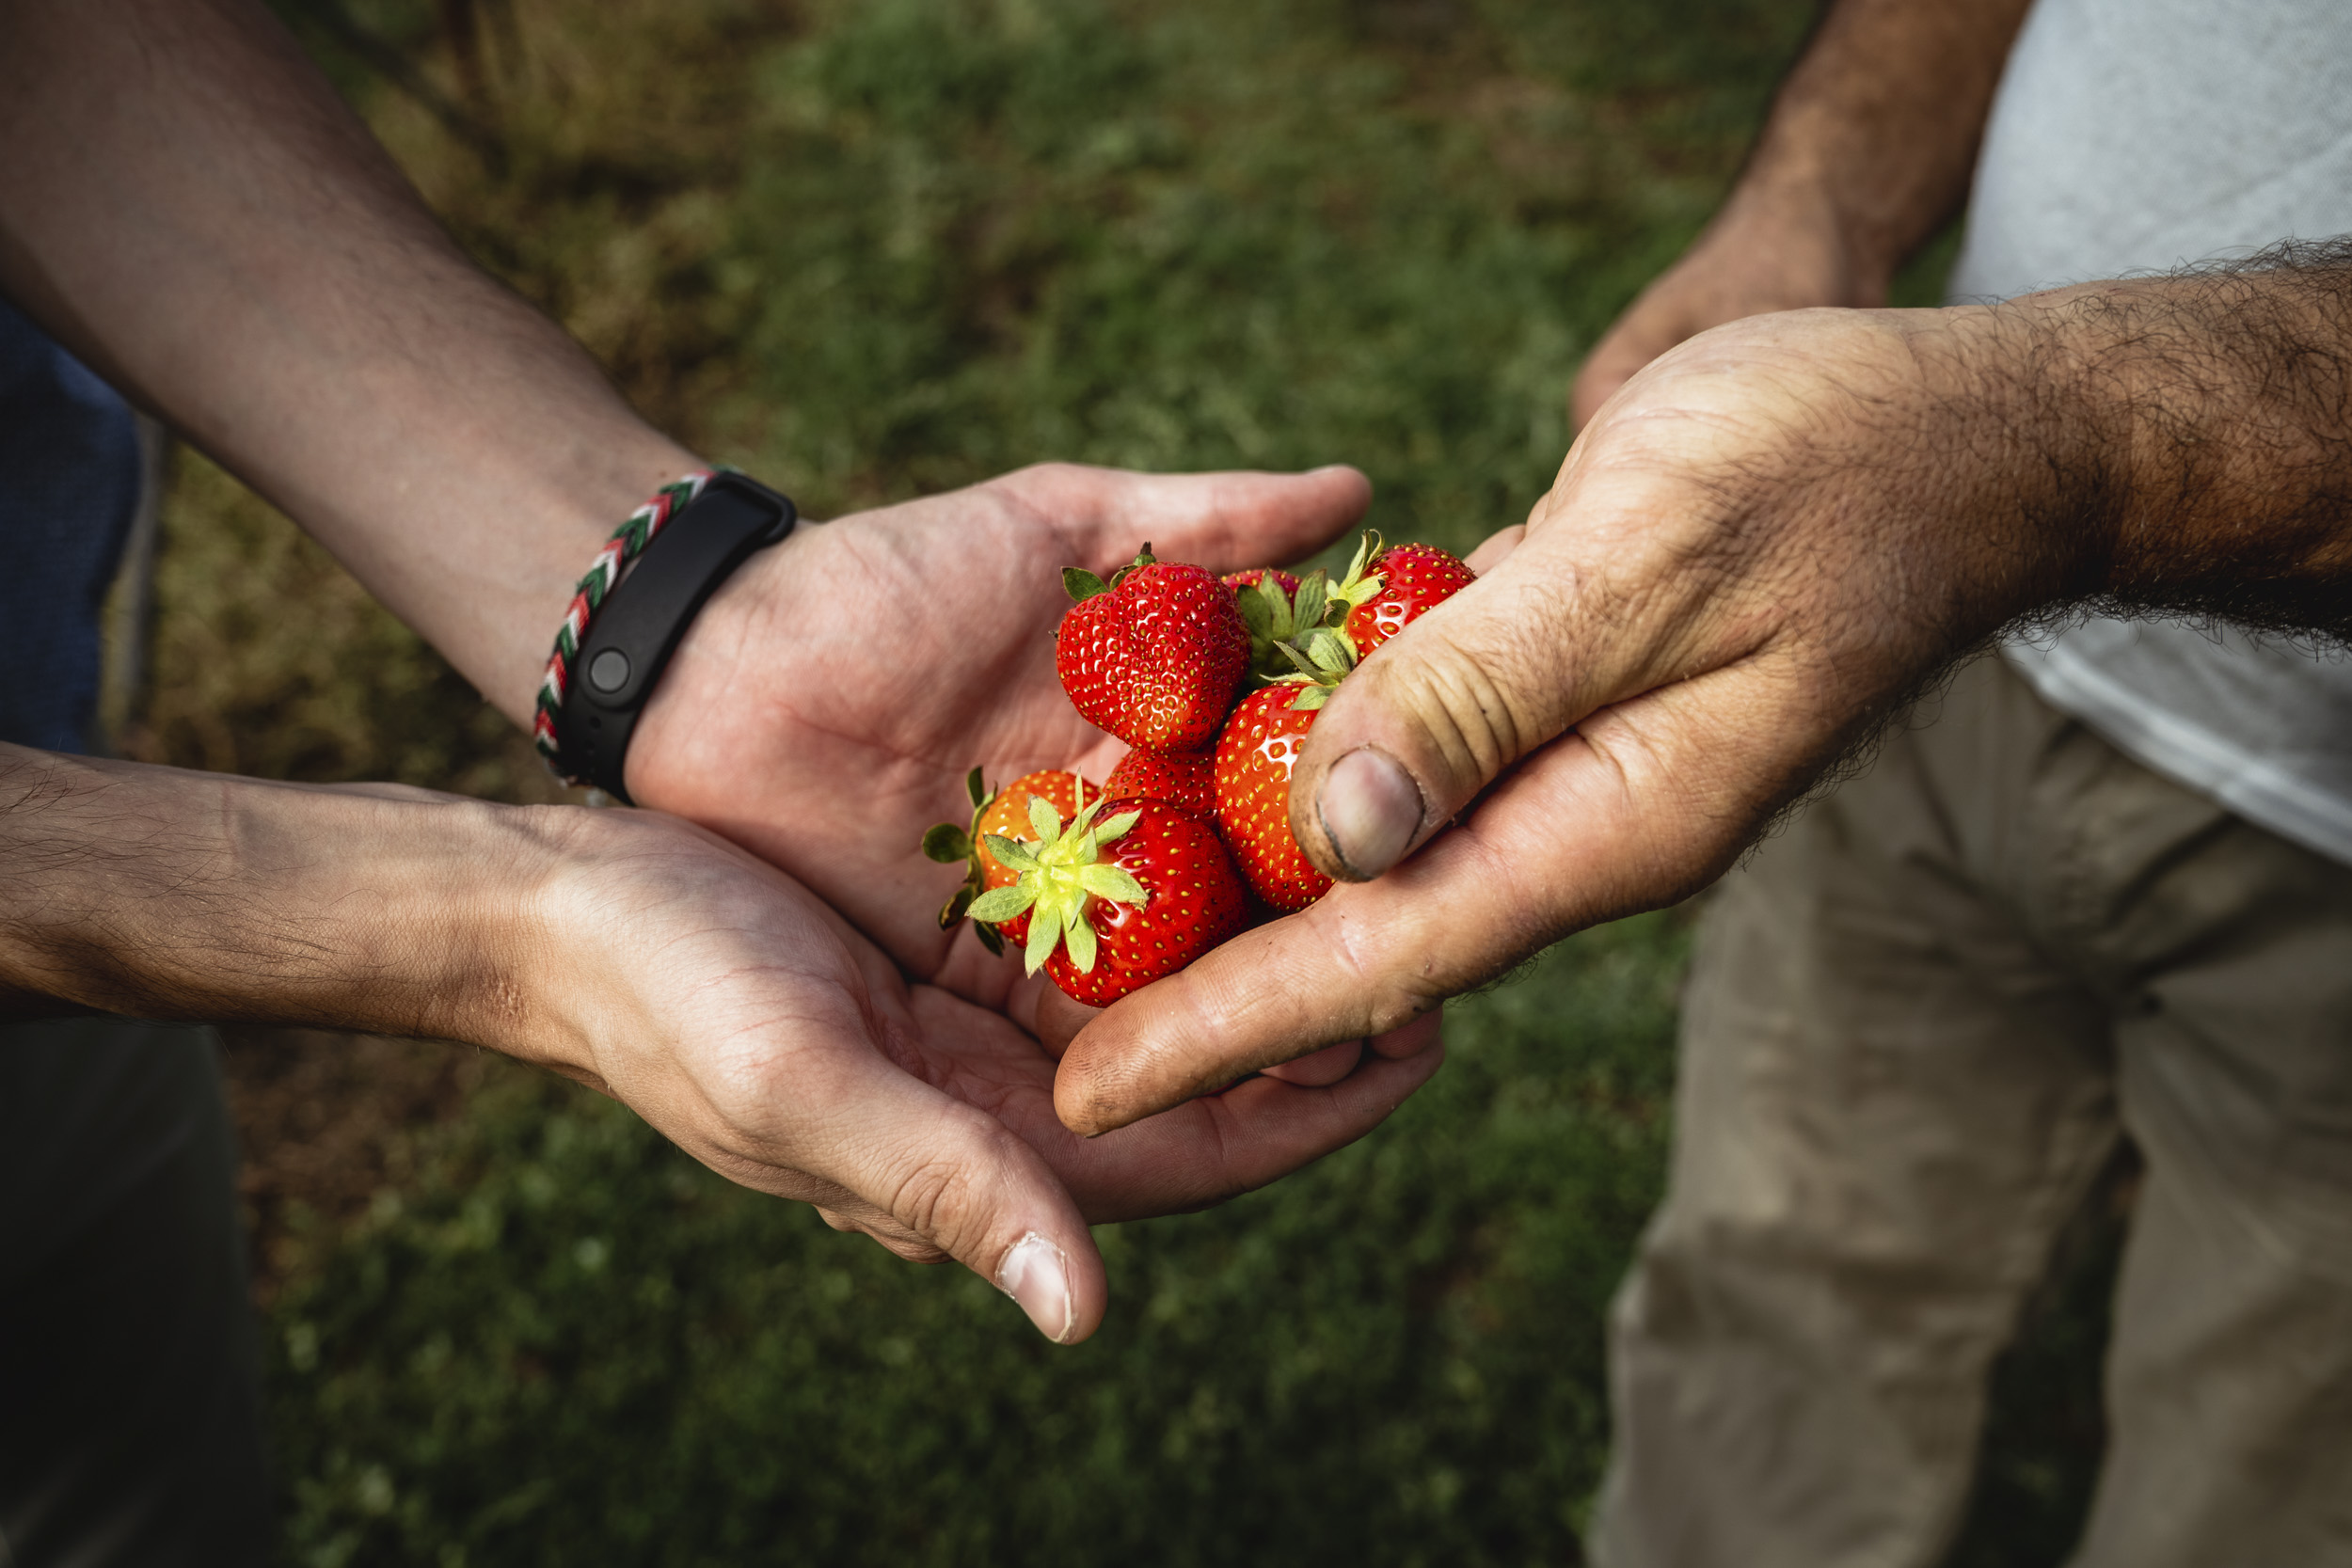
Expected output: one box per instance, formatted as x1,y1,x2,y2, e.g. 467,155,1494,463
1050,302,2107,1133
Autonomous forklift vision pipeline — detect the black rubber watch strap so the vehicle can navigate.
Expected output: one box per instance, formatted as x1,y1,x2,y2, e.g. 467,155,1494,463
558,470,796,802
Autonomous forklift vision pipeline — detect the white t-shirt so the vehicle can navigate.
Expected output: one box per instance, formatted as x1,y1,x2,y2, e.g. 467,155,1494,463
1952,0,2352,863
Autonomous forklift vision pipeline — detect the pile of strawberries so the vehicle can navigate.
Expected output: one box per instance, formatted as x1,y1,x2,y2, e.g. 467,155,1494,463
923,532,1474,1005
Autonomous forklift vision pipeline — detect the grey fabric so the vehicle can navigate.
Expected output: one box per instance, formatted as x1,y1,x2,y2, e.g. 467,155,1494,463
0,1020,269,1567
1949,0,2352,867
1590,656,2352,1568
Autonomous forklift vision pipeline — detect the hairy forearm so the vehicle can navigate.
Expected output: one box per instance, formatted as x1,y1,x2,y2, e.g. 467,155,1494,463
0,0,698,722
1728,0,2032,291
0,744,553,1038
1992,245,2352,633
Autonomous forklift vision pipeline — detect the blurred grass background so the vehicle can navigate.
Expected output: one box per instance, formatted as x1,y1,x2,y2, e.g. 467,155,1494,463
123,0,2113,1561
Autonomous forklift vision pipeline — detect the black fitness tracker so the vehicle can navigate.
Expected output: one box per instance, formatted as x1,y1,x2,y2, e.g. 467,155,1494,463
556,470,797,803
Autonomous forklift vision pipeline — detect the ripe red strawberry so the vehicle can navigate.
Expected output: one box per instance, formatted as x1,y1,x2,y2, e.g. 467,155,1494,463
922,768,1089,952
1104,746,1216,819
1329,533,1475,659
1213,686,1336,911
1057,546,1248,753
966,785,1246,1005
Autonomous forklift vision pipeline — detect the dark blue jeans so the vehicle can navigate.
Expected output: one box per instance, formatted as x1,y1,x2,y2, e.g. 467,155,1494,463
0,296,267,1564
0,294,140,753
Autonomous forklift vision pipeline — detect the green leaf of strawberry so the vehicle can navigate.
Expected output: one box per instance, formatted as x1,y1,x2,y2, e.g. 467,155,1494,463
920,768,1089,958
1327,530,1388,622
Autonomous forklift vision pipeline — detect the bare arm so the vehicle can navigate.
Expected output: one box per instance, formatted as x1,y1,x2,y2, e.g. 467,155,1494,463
0,0,688,722
0,747,538,1032
0,742,1441,1338
1569,0,2032,426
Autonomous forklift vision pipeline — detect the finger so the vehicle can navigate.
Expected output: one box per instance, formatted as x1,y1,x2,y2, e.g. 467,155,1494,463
1033,983,1100,1062
1004,462,1372,574
1281,493,1692,885
1258,1038,1360,1085
1176,1038,1445,1196
1368,1008,1444,1061
1279,534,1575,885
1057,665,1793,1133
1039,1019,1447,1213
1462,524,1524,576
817,1208,954,1264
788,1051,1113,1342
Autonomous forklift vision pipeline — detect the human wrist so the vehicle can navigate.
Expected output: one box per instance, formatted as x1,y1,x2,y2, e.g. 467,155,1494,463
533,469,798,800
618,519,821,813
480,435,712,729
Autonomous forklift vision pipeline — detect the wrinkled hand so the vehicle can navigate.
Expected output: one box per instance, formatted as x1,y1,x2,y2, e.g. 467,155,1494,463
1052,302,2102,1132
532,802,1443,1342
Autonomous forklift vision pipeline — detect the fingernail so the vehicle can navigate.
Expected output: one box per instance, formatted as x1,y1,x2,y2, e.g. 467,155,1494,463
1317,747,1422,879
997,1231,1074,1344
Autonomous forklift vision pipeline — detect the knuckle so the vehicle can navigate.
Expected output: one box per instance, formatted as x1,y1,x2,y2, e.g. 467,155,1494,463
878,1116,1026,1259
873,1233,952,1265
1367,633,1543,793
882,1155,971,1244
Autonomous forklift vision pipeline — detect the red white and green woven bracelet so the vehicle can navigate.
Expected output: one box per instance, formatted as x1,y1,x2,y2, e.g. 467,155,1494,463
532,467,717,777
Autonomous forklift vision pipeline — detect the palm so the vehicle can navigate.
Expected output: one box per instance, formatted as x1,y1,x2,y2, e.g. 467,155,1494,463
630,463,1369,990
567,812,1441,1297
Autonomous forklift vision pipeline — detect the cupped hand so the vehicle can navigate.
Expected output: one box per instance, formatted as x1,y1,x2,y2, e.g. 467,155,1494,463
627,462,1373,1006
525,802,1444,1342
1053,301,2107,1132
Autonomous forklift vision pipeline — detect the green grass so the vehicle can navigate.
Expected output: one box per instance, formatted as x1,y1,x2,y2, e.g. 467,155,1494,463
149,1,2113,1561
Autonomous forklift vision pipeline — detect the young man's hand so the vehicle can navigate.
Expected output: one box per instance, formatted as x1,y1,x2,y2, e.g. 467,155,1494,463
518,801,1443,1344
0,747,1442,1342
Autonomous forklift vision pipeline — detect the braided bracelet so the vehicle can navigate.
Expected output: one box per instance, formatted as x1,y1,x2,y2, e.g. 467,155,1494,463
532,468,717,779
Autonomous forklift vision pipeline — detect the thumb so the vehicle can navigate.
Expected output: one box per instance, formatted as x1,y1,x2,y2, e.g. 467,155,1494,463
1287,529,1614,883
1004,461,1374,574
813,1056,1110,1343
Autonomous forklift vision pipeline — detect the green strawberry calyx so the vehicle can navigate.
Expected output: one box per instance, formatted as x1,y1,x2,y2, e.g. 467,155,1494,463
1327,530,1389,618
1234,566,1332,682
1271,622,1359,712
964,782,1148,976
919,766,1009,957
1062,544,1159,605
1232,531,1389,685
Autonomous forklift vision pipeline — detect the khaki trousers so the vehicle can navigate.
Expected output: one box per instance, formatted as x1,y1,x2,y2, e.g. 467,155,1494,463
1592,653,2352,1568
